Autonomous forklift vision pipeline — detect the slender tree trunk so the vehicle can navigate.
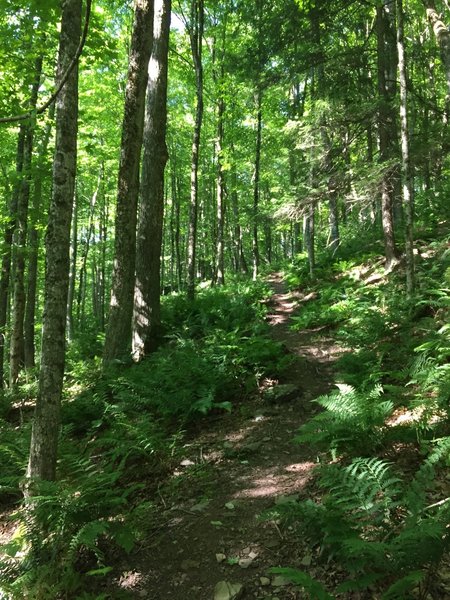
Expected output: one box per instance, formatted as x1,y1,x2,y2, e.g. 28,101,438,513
175,170,182,290
99,195,108,330
67,191,78,340
303,203,315,277
320,127,339,254
215,89,226,286
230,146,247,274
252,86,262,281
213,21,227,286
27,0,82,484
24,105,55,368
132,0,171,360
103,0,154,363
186,0,204,300
10,57,42,385
377,1,400,270
76,176,100,324
0,129,25,386
169,149,182,290
169,166,176,289
397,0,415,295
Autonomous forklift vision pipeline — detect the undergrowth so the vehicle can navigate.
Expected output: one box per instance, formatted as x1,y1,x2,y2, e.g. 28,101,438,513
270,232,450,599
0,280,289,599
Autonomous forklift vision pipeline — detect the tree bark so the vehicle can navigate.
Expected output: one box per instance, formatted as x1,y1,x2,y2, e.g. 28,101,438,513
186,0,204,301
27,0,82,484
24,105,55,368
103,0,154,363
76,175,100,325
10,57,43,385
67,190,78,340
252,86,262,281
377,0,400,270
132,0,171,360
424,1,450,101
0,128,25,386
397,0,415,295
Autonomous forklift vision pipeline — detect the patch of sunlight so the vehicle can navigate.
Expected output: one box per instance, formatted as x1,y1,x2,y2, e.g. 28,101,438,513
387,405,446,427
118,571,143,589
233,462,314,499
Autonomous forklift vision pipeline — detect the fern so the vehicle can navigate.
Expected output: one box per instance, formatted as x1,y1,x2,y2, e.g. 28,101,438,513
296,384,393,454
271,451,450,597
269,567,335,599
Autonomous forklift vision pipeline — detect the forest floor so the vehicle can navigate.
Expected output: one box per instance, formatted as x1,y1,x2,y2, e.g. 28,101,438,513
115,273,344,600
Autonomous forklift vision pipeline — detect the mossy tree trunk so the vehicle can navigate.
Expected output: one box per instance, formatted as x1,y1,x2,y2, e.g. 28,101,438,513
27,0,82,484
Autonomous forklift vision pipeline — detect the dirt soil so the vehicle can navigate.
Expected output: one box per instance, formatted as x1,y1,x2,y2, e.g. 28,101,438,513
114,273,343,600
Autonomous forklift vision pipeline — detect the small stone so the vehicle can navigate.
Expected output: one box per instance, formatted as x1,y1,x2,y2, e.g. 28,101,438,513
214,580,244,600
216,553,226,563
260,577,270,586
242,547,251,554
225,502,235,510
249,551,259,559
271,575,291,587
238,557,253,569
180,459,195,467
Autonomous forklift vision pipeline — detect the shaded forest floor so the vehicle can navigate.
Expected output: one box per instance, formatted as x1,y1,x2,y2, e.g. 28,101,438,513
114,273,343,599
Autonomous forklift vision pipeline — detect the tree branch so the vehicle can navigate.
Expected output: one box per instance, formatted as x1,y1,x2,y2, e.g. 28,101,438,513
0,0,92,125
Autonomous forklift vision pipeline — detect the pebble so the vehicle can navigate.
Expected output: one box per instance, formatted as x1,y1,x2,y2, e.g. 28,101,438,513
214,580,244,600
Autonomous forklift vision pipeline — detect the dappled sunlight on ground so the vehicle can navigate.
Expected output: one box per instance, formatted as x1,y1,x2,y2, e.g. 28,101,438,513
117,274,340,599
233,460,316,500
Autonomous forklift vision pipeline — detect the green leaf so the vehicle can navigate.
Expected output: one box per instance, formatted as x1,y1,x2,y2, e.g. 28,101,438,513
87,566,114,576
269,568,335,599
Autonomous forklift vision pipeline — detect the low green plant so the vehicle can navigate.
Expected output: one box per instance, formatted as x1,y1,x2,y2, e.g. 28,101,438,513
296,384,393,456
269,447,450,599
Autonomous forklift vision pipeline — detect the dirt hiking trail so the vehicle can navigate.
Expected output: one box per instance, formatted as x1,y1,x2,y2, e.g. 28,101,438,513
118,273,342,600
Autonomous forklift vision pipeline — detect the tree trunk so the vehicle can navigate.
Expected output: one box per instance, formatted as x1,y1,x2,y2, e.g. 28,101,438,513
27,0,82,484
303,202,315,277
376,1,400,270
99,194,108,330
186,0,204,301
76,175,100,325
67,191,78,340
397,0,415,295
132,0,171,360
24,106,54,368
252,86,262,281
170,149,183,290
103,0,154,363
424,1,450,101
0,128,25,386
10,57,42,385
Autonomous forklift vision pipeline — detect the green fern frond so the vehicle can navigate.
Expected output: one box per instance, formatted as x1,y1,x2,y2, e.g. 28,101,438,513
381,571,425,599
269,567,335,600
296,384,393,455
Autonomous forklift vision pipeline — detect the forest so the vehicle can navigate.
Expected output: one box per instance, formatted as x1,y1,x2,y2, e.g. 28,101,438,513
0,0,449,598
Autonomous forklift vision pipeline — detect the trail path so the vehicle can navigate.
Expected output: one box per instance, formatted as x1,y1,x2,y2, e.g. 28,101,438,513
119,274,342,599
